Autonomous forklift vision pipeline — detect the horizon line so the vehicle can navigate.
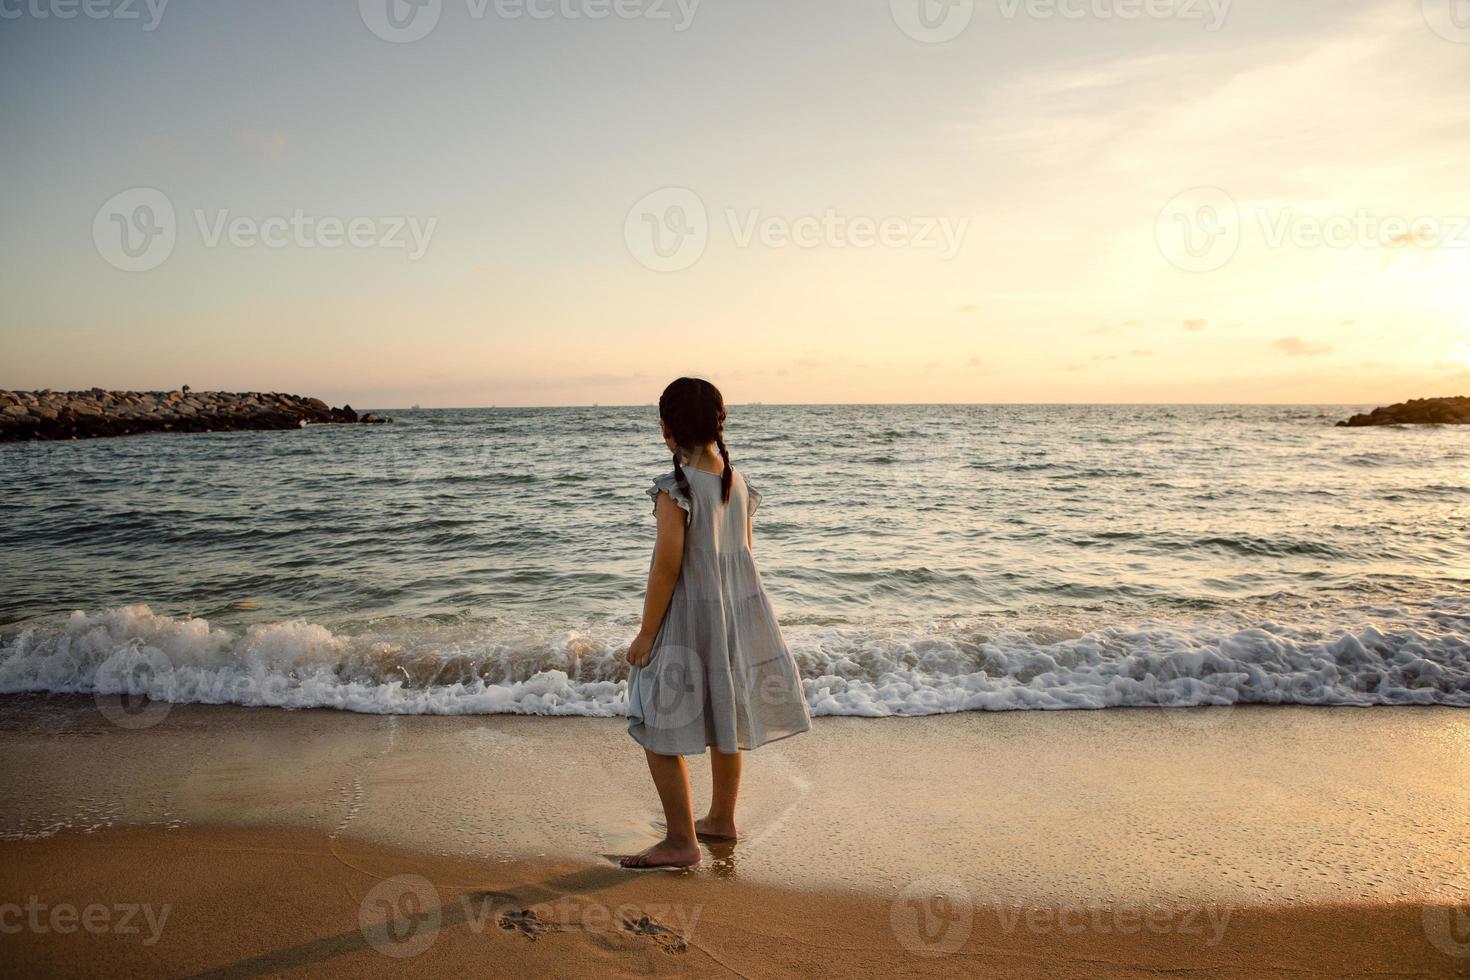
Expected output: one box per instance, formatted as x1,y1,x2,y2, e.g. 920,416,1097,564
369,400,1384,410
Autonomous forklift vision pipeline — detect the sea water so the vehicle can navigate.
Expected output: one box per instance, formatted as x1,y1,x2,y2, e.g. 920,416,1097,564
1,404,1467,716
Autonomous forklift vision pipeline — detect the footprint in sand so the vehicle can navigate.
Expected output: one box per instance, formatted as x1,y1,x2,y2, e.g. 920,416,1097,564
622,914,688,954
495,905,687,954
497,908,554,940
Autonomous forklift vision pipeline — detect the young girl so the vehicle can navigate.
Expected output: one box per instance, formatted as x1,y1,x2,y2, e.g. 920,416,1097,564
621,378,811,869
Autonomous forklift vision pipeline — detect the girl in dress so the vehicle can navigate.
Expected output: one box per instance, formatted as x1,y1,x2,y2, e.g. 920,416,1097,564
621,378,811,869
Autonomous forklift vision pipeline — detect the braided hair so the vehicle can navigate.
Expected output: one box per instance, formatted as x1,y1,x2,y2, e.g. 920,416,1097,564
658,377,733,504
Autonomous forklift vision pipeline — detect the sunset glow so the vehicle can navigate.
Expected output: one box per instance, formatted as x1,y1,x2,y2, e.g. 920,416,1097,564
2,0,1467,406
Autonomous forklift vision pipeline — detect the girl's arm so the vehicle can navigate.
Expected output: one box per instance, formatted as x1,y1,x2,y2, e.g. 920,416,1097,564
625,491,687,666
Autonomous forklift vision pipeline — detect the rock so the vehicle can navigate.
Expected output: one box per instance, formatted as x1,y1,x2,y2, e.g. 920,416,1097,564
0,388,391,442
1337,396,1470,427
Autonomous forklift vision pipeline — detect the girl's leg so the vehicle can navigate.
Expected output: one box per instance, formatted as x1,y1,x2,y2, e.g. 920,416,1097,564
621,749,701,868
696,749,742,840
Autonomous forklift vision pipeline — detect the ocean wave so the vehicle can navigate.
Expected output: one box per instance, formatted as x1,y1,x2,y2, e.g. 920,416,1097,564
1189,534,1356,560
1,600,1467,718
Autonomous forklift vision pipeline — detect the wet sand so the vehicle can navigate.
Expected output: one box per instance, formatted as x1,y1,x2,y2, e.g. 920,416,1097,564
1,696,1468,976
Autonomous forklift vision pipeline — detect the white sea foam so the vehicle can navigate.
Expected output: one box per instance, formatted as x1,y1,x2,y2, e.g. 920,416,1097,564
1,601,1467,718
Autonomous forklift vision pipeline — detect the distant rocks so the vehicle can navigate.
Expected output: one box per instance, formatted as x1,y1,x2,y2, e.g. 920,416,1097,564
1337,396,1470,427
0,389,392,442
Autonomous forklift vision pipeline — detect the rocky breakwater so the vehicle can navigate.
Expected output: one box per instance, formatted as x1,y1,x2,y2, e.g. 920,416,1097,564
1337,395,1470,427
0,388,391,442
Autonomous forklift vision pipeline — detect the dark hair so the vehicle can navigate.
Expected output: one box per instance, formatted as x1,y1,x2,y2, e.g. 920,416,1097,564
658,377,732,504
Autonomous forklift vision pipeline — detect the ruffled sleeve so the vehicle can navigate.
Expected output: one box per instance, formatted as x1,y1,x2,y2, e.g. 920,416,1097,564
744,473,762,518
646,471,692,523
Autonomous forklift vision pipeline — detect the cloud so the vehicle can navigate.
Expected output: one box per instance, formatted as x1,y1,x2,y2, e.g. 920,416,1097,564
1386,229,1439,249
981,6,1470,197
1273,337,1333,357
955,304,980,314
1090,349,1154,363
1183,319,1208,332
967,356,984,368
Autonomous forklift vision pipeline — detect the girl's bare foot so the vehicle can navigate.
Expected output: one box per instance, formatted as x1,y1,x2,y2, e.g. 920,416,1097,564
695,815,737,841
620,838,701,869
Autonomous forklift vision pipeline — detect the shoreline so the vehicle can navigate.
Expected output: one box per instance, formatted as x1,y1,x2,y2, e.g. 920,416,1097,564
3,824,1465,978
3,698,1468,901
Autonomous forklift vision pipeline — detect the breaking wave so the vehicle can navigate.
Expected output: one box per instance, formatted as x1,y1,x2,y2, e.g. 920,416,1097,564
2,598,1467,718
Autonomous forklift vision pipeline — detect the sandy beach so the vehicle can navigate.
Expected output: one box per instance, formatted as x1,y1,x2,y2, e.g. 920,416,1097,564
2,697,1467,977
5,824,1463,979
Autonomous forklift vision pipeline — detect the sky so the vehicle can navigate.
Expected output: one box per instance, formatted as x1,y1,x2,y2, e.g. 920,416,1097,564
1,0,1468,407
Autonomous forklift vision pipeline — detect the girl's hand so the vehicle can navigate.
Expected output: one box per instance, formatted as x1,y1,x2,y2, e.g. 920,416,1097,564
626,632,655,668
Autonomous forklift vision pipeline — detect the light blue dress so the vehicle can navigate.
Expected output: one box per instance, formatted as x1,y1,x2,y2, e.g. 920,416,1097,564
627,466,811,756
